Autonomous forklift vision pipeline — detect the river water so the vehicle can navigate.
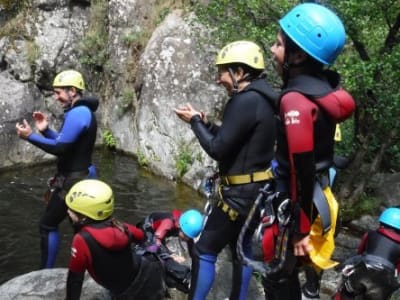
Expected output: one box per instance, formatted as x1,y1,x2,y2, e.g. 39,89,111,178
0,149,204,284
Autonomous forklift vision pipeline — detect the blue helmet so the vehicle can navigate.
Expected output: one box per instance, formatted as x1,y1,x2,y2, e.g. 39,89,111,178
279,3,346,65
379,207,400,230
179,209,204,239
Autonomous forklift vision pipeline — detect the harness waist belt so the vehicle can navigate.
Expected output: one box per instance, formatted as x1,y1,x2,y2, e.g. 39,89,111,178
220,168,273,185
217,200,239,221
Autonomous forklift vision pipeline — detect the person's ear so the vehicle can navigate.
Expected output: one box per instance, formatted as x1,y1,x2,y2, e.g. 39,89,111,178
68,87,78,97
235,67,245,80
292,51,307,65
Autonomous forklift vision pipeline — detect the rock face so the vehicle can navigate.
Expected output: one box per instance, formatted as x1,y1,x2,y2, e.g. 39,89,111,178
0,1,223,191
0,268,109,300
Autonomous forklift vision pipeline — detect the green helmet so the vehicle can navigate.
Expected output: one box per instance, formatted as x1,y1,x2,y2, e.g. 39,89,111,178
53,70,85,90
65,179,114,221
215,41,265,70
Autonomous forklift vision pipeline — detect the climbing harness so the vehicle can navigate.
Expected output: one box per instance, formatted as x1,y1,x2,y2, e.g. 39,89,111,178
237,182,292,277
201,167,218,224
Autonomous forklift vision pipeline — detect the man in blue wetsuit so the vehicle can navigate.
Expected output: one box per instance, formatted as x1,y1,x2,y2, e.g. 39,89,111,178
16,69,99,268
174,41,277,300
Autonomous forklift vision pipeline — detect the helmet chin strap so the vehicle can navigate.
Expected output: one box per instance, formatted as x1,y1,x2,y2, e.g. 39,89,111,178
228,67,251,95
228,67,239,94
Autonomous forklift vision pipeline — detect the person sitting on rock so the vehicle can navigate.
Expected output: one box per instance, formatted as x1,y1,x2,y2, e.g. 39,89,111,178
65,179,165,300
333,207,400,300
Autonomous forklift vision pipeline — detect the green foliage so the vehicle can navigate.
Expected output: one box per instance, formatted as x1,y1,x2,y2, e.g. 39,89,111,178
103,129,116,149
175,142,194,178
118,88,136,115
341,193,381,222
136,149,149,167
194,0,400,175
26,41,39,65
78,0,109,69
0,0,28,11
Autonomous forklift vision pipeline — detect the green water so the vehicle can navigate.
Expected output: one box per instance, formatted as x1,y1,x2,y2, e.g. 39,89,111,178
0,149,204,284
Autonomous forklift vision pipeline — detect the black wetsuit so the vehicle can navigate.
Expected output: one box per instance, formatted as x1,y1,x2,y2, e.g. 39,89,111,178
27,96,98,268
334,227,400,300
188,78,277,300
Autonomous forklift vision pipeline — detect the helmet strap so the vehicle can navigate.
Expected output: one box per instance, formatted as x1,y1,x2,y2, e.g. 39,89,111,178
228,67,239,94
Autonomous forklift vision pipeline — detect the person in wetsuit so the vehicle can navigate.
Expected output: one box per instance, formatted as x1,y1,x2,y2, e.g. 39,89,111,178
139,209,203,258
15,70,98,268
65,179,165,300
262,3,356,299
174,41,277,300
137,209,204,294
333,207,400,300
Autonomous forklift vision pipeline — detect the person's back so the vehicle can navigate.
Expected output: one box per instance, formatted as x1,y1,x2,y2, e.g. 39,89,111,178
65,179,165,300
334,207,400,300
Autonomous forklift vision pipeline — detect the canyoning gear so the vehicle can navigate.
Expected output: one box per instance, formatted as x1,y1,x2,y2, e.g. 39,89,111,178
53,69,85,90
302,265,322,299
40,230,60,268
262,22,355,296
220,168,274,185
215,41,265,70
28,96,98,173
279,3,346,65
335,255,400,300
26,80,98,269
133,242,191,294
379,207,400,230
190,79,277,178
138,210,183,244
190,253,217,300
309,185,339,269
67,220,167,300
179,209,204,239
66,179,114,221
275,71,355,236
334,211,400,299
187,50,277,300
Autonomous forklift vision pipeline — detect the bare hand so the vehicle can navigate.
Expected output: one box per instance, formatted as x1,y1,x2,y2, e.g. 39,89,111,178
174,103,202,123
170,254,186,263
16,119,33,139
33,111,48,132
293,235,313,256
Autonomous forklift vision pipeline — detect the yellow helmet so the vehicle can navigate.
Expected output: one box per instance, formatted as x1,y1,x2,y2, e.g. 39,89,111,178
215,41,265,70
53,70,85,90
65,179,114,221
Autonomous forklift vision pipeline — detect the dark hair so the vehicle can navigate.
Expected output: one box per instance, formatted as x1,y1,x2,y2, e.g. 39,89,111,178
281,30,324,75
219,63,264,81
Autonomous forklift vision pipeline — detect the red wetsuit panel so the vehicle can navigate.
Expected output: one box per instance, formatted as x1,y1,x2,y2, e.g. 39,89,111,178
280,92,318,234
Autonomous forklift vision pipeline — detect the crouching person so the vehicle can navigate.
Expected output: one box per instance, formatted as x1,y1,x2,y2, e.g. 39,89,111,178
65,179,165,300
334,207,400,300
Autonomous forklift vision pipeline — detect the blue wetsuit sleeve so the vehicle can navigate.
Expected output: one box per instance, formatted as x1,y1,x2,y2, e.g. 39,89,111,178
40,128,58,139
27,106,91,156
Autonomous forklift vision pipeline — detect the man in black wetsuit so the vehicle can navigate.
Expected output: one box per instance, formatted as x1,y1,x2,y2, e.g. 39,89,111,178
16,70,98,268
174,40,277,300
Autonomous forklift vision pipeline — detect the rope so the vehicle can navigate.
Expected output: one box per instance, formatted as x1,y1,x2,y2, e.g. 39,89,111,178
236,183,292,277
